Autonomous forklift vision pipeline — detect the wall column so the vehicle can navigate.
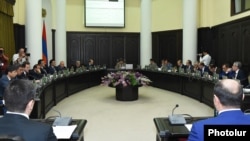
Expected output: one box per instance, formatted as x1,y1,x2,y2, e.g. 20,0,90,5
25,0,42,67
183,0,198,64
140,0,152,68
55,0,66,65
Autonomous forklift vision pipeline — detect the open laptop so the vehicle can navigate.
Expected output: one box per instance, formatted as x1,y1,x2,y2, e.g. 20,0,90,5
125,64,133,69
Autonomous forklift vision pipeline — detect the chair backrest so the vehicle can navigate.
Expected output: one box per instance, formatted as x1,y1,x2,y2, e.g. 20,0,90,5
0,135,25,141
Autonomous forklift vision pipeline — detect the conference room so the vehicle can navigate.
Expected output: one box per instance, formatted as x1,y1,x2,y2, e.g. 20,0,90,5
1,0,250,141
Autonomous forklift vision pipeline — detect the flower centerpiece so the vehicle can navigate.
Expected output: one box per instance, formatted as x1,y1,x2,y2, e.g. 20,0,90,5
101,71,152,87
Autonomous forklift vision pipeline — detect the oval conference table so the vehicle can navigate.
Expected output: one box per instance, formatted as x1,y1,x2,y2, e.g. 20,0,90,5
30,69,250,119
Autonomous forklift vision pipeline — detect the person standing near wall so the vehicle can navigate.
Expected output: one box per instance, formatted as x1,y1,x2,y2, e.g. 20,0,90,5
198,50,211,66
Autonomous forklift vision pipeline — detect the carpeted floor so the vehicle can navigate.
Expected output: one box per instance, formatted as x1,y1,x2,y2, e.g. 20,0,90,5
46,86,213,141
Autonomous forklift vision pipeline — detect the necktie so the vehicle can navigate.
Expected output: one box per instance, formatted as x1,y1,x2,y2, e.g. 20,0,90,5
235,73,238,79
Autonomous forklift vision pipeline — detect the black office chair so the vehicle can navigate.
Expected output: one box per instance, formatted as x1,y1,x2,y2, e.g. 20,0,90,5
0,135,25,141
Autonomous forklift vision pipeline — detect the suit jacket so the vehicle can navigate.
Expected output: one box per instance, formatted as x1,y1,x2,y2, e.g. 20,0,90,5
56,65,67,74
17,72,30,80
198,66,209,77
29,70,43,80
177,64,186,72
0,75,11,98
86,64,94,70
0,114,57,141
72,65,81,72
148,62,158,70
40,67,48,76
47,66,57,75
232,69,249,87
188,110,250,141
219,70,234,79
186,65,194,73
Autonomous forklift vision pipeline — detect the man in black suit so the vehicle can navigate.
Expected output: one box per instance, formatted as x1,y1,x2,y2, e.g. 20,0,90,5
38,59,48,76
47,59,57,75
208,63,221,76
0,65,18,114
56,61,67,73
232,61,249,87
176,59,186,72
29,64,44,80
71,60,82,72
86,59,94,70
0,65,18,99
19,62,31,80
0,79,57,141
198,62,209,77
185,59,194,73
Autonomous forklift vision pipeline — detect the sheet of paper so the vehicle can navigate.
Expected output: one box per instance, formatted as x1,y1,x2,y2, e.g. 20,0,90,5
52,125,77,139
185,124,192,131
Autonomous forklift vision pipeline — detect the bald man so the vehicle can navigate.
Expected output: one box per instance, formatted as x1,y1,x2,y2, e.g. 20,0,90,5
188,79,250,141
56,61,67,73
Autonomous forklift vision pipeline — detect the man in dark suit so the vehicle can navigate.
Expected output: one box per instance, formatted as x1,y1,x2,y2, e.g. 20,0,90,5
185,59,194,73
56,61,67,74
148,58,158,70
176,59,186,72
29,64,44,80
47,59,57,75
19,62,31,80
38,59,48,76
208,63,220,76
0,65,18,99
86,59,94,70
188,79,250,141
0,65,18,114
72,60,81,72
219,63,234,79
0,79,57,141
198,62,209,77
232,61,249,87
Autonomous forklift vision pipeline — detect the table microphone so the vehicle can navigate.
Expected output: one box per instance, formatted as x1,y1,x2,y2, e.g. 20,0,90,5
52,109,72,126
168,104,186,125
172,104,179,115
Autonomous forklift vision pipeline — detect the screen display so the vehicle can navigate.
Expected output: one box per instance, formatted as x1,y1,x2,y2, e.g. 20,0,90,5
84,0,125,28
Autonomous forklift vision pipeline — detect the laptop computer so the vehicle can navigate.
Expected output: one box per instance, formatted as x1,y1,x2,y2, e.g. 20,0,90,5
125,64,133,69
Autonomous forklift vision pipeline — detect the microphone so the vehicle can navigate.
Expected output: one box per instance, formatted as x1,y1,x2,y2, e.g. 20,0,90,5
172,104,179,116
52,109,61,117
168,104,186,125
52,109,72,126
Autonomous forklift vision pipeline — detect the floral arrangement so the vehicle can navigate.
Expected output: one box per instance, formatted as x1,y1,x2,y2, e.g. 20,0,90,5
101,71,152,87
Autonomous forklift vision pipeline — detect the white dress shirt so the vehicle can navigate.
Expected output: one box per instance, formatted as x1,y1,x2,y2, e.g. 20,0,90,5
199,54,211,66
12,53,26,64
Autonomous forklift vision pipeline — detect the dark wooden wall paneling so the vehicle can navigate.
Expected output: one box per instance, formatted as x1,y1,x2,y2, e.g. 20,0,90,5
13,24,25,52
152,16,250,74
152,30,183,66
14,16,250,74
67,32,140,68
212,16,250,74
198,27,213,58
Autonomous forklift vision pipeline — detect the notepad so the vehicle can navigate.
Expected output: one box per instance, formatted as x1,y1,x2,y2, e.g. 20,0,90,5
52,125,77,139
185,124,193,131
